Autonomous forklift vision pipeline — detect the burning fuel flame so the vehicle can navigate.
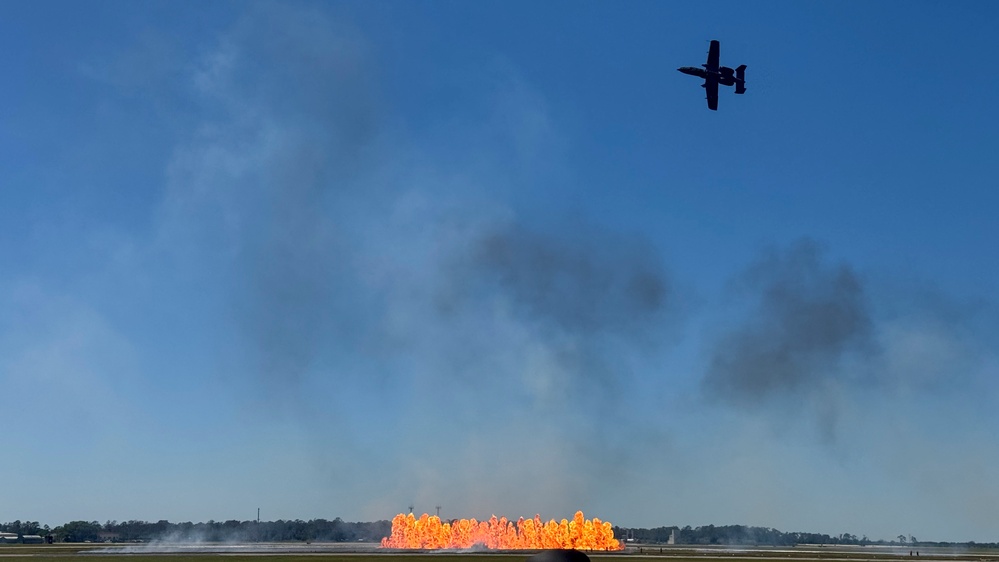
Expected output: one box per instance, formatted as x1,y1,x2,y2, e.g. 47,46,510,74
380,510,622,550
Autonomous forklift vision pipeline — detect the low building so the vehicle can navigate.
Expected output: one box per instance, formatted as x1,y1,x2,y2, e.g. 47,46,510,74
21,535,44,544
0,533,19,544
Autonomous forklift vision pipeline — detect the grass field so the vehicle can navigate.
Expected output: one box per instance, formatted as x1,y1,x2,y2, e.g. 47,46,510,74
3,543,999,562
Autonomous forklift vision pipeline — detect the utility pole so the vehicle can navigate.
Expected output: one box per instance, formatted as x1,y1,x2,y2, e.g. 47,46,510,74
408,504,414,515
435,505,441,518
257,508,260,523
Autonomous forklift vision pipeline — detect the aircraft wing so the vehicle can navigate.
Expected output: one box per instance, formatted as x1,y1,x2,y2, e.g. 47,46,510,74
705,40,720,71
704,79,718,110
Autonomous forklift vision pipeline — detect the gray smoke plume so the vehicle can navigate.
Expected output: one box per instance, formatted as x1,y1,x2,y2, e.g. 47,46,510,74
440,221,677,408
470,224,670,339
159,4,380,408
703,239,875,437
158,3,681,468
224,9,376,399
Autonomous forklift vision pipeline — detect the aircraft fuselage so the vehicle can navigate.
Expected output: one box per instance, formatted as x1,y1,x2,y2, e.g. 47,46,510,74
677,66,741,87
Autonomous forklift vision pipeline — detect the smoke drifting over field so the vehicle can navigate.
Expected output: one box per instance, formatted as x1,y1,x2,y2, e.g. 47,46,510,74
160,5,379,401
153,3,681,517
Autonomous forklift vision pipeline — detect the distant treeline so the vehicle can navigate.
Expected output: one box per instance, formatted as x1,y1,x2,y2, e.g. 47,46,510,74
0,521,46,537
0,519,390,543
1,519,996,548
611,524,999,549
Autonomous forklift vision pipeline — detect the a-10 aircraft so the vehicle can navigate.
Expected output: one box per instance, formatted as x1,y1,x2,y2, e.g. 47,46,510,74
678,40,746,110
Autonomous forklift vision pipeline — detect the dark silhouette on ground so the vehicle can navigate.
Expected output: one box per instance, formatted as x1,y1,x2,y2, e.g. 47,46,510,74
678,40,747,110
527,550,590,562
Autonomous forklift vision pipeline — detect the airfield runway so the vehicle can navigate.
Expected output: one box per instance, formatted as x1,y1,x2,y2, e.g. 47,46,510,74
2,542,999,562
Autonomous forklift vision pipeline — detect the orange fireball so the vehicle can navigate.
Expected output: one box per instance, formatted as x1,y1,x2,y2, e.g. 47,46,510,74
380,510,622,550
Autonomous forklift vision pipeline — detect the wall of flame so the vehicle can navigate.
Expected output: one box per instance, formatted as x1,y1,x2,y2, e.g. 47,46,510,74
380,510,622,550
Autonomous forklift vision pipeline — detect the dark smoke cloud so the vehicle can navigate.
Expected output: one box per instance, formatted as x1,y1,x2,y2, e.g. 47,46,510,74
702,239,875,434
468,223,671,339
342,215,685,460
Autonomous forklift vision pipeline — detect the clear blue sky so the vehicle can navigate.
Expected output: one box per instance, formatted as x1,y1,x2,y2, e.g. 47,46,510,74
3,0,999,543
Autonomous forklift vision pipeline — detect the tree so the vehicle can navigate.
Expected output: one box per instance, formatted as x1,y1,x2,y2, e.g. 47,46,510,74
54,521,102,542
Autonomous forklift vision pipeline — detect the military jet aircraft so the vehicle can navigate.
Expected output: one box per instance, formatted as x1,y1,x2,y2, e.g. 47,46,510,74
678,40,746,110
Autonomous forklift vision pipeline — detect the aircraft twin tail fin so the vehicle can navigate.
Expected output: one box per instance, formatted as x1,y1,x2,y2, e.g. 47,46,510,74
734,65,747,94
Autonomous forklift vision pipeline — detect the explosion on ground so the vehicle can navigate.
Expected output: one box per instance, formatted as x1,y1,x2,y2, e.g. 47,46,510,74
380,511,622,550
